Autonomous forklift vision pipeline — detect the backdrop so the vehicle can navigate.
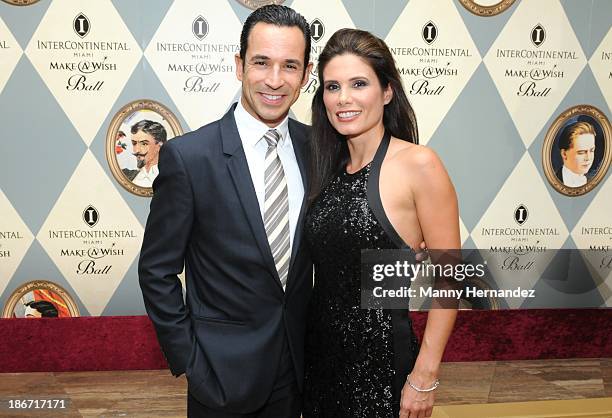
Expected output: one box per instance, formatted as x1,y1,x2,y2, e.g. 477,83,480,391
0,0,610,317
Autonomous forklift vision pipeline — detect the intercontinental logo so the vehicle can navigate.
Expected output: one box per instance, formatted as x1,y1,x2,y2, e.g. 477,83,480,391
483,0,587,148
300,17,328,95
34,12,130,93
83,205,99,227
495,22,575,98
193,16,209,41
391,19,472,98
144,1,242,129
153,15,236,94
422,21,437,45
310,18,324,43
385,0,481,143
73,13,90,38
480,199,561,248
486,205,553,274
36,149,144,315
24,1,141,145
514,204,528,226
531,24,545,48
481,225,559,241
47,205,136,277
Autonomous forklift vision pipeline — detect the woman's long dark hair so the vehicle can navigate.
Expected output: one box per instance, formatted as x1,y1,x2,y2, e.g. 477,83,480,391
308,28,418,203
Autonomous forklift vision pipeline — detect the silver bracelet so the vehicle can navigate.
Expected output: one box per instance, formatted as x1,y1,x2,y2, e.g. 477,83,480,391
406,374,440,392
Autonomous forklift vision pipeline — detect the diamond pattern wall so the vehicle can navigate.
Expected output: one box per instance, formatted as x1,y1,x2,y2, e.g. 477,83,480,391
0,0,610,315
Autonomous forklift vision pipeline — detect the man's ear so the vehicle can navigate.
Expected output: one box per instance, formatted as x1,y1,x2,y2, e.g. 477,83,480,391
383,84,393,105
561,149,567,161
301,62,313,87
235,54,244,82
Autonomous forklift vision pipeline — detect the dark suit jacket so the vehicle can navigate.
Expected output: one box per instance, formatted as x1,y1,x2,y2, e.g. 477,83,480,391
138,104,312,413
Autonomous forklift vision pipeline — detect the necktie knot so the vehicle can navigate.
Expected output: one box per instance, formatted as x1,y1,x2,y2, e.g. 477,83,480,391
264,129,281,148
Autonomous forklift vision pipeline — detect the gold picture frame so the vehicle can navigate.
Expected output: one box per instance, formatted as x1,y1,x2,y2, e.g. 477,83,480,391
106,99,183,198
234,0,285,10
0,0,41,6
2,280,80,318
457,0,517,17
542,104,611,197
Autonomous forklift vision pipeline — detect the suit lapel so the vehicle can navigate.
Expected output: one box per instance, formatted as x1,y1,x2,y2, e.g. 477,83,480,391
286,119,310,293
221,105,284,293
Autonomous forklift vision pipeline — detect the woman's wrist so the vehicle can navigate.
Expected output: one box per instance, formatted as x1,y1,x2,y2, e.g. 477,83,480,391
406,374,440,392
411,358,440,380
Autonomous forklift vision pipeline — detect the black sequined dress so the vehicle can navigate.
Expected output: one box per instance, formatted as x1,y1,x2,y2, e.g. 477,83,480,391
303,132,419,417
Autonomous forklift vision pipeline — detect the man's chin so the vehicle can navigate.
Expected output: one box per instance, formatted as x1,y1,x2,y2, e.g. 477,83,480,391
260,111,289,126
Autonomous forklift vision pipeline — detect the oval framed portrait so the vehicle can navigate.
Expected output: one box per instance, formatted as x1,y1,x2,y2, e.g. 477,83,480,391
234,0,285,10
106,99,183,197
457,0,516,16
2,280,80,318
542,105,611,197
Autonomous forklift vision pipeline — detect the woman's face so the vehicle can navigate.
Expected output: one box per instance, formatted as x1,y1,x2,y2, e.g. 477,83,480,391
322,53,392,140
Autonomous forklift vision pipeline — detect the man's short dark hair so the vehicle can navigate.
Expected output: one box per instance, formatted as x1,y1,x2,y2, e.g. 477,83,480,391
25,301,59,317
131,120,167,144
240,5,311,73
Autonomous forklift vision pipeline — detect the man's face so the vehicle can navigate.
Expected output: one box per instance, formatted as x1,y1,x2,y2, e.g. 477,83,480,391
562,133,596,175
235,23,312,127
131,130,161,169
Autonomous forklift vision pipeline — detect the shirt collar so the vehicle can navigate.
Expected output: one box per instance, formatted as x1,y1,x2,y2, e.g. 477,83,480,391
562,165,587,187
138,164,158,178
234,99,290,148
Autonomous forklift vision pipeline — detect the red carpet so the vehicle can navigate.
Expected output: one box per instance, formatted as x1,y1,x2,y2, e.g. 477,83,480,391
0,309,610,373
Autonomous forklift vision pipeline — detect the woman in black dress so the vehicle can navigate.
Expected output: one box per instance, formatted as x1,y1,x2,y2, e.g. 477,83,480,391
303,29,459,418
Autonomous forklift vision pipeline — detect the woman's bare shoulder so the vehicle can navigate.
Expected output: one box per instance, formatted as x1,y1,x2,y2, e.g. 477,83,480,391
388,138,445,177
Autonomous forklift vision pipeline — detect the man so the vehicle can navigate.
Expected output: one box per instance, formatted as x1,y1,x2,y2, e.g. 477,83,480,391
555,121,597,187
122,120,167,188
139,5,312,417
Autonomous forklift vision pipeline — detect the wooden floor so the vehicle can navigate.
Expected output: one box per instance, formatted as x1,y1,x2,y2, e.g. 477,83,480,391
0,358,610,417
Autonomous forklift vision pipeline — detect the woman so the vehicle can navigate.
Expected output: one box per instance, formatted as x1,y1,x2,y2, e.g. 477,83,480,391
303,29,459,418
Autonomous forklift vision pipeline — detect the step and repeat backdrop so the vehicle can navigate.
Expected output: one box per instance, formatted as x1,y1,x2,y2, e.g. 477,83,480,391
0,0,610,317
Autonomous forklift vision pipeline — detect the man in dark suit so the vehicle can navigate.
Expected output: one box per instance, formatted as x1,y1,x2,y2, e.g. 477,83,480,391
138,5,313,417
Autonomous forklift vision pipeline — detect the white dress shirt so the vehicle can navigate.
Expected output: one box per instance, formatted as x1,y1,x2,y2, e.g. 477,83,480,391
133,164,159,188
234,100,305,250
562,165,587,187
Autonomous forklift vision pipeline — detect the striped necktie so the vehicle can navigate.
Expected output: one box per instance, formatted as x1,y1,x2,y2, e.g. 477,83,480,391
263,129,290,290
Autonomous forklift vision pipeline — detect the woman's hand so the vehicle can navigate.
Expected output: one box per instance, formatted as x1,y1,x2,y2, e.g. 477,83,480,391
399,374,436,418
